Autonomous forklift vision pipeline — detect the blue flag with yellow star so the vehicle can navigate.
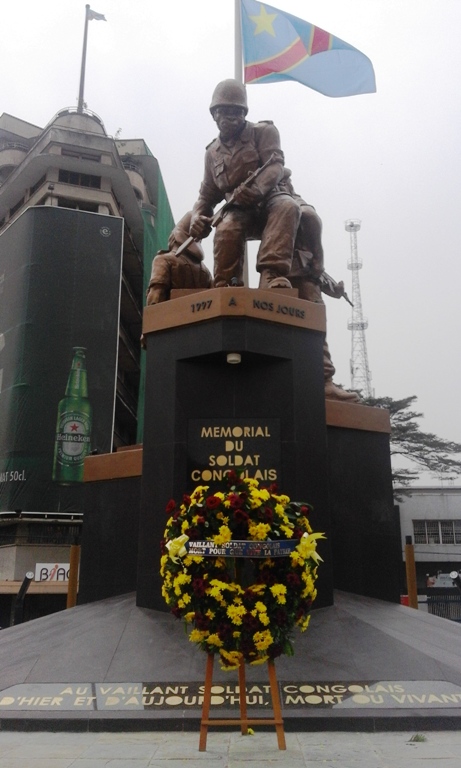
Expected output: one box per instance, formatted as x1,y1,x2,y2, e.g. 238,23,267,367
241,0,376,97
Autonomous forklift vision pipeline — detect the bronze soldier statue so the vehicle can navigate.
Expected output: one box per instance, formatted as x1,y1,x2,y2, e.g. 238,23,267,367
189,79,300,289
146,212,212,305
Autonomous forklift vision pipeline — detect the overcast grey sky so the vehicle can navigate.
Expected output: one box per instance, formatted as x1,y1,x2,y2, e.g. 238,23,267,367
2,0,460,482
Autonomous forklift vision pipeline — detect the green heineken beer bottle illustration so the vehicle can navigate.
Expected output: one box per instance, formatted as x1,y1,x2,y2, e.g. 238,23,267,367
52,347,92,484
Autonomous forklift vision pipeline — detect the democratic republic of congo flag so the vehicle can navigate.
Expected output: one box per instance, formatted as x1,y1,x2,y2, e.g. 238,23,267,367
241,0,376,97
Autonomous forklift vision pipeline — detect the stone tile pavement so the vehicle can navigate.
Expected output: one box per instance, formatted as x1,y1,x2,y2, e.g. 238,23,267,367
0,729,460,767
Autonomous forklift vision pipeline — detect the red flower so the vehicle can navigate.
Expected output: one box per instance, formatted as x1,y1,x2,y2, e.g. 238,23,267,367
226,470,239,485
166,499,176,514
229,493,244,509
183,494,191,506
192,578,207,597
195,612,210,630
206,495,221,509
264,506,273,522
300,505,310,515
275,608,288,626
234,509,249,524
242,613,259,632
217,623,234,641
286,572,301,588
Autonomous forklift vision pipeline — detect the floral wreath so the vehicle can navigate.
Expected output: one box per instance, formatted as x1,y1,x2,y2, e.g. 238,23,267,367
160,470,324,670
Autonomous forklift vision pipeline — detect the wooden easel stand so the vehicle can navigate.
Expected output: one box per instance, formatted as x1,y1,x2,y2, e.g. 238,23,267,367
199,653,286,751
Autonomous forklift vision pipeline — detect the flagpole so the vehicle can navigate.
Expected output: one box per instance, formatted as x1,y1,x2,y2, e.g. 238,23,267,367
77,5,90,113
234,0,243,82
235,0,250,286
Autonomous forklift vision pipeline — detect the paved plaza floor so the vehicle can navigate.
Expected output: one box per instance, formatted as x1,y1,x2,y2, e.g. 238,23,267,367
0,728,461,767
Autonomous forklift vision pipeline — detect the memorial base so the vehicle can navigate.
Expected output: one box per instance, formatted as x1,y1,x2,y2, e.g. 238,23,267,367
79,289,400,609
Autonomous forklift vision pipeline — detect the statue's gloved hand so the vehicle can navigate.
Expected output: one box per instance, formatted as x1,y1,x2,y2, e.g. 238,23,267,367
232,183,263,207
189,214,212,239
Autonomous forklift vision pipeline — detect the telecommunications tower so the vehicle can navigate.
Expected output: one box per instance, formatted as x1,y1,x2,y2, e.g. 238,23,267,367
345,219,373,398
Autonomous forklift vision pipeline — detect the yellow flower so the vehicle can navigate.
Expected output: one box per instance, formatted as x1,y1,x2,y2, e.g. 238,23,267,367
213,525,232,545
249,656,268,666
253,630,273,651
191,485,209,498
248,522,271,540
227,604,247,625
183,555,204,566
252,603,270,625
254,601,267,613
298,614,312,632
301,572,315,598
272,494,290,505
209,586,223,600
184,611,195,623
280,524,294,538
206,609,215,619
181,520,190,534
173,572,191,595
270,583,287,604
219,649,242,670
290,549,305,566
274,503,286,518
249,492,263,509
189,628,208,643
206,633,223,647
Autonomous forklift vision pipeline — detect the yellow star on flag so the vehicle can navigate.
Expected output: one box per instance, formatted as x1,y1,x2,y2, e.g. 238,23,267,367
250,4,277,37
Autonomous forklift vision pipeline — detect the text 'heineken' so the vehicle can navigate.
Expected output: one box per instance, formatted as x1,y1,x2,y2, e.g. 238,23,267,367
52,347,92,484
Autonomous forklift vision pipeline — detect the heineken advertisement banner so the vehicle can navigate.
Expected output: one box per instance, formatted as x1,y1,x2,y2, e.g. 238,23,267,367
187,419,281,486
0,207,123,513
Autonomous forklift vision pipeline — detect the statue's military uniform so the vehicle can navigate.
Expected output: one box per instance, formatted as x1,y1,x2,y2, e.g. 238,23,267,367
192,120,300,287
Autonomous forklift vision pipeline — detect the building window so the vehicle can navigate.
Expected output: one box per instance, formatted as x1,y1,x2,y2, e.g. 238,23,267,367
58,170,101,189
413,519,461,544
57,198,99,213
62,149,101,163
9,196,25,216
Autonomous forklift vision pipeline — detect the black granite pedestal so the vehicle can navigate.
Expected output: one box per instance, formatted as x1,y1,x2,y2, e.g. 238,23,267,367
138,288,333,610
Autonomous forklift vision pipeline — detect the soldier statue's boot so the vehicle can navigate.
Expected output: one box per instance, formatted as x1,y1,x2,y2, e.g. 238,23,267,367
325,378,361,402
259,269,293,290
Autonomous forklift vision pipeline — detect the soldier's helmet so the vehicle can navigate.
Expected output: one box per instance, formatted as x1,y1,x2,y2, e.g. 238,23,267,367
209,79,248,115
